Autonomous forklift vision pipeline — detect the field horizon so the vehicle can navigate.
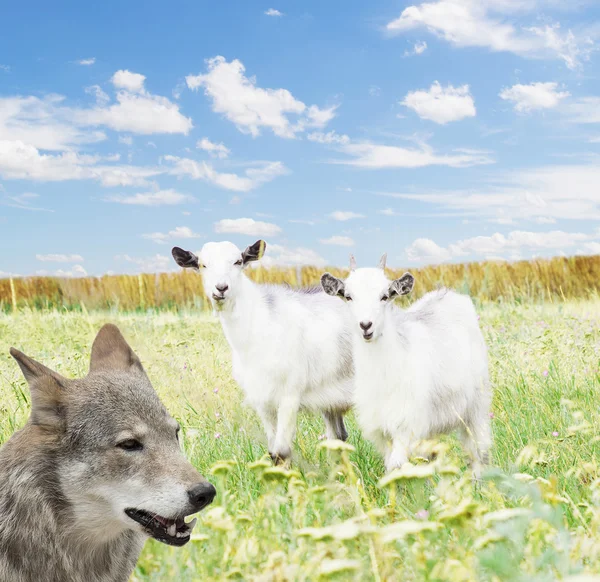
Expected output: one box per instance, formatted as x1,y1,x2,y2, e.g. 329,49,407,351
1,253,600,313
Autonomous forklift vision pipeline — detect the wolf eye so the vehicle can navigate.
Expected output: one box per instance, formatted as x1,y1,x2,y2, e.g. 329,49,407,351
176,427,181,441
117,439,143,452
381,295,389,302
234,259,243,266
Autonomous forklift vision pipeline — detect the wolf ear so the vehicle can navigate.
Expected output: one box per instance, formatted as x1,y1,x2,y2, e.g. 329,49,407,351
172,247,200,270
89,324,145,374
241,240,266,265
10,348,66,432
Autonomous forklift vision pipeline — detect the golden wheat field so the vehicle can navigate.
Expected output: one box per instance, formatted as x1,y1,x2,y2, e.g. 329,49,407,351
0,255,600,580
1,254,600,312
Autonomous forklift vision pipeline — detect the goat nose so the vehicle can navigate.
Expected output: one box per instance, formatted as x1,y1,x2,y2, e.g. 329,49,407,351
215,283,229,293
359,321,372,331
187,482,216,510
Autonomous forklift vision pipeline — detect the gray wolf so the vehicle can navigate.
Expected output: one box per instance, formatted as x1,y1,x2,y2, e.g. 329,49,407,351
0,323,216,582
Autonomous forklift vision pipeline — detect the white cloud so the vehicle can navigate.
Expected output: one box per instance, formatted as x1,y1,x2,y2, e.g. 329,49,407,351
186,56,336,138
115,253,174,273
36,253,84,262
565,98,600,124
406,228,600,264
379,208,397,216
37,264,88,277
401,81,476,124
379,163,600,222
527,22,593,71
386,0,594,70
85,85,110,106
142,226,202,244
499,81,570,112
333,140,493,169
54,264,88,277
289,219,316,225
106,189,193,206
404,40,428,56
579,241,600,255
533,216,557,224
0,140,161,185
329,210,365,221
197,137,230,159
112,70,146,93
119,135,133,145
320,235,355,247
165,156,287,191
0,192,53,212
0,96,106,151
307,131,350,145
214,217,282,237
261,244,327,267
406,238,451,262
0,65,10,73
1,72,191,163
73,84,193,135
77,58,96,66
265,8,283,16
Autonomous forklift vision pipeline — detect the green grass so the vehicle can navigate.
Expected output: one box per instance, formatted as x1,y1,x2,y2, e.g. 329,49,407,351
1,300,599,581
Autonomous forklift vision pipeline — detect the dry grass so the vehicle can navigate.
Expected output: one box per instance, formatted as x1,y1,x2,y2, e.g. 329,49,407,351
1,254,599,312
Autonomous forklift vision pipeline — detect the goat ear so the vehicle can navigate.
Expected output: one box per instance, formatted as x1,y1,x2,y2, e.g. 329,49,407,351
321,273,345,298
389,272,415,298
10,348,66,432
241,240,266,265
172,247,200,270
89,324,145,374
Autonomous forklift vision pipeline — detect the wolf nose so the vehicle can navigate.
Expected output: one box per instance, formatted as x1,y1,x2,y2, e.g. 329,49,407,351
215,283,228,294
188,482,216,510
359,321,372,331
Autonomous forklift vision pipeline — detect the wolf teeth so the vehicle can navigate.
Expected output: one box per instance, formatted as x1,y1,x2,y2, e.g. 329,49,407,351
187,518,197,530
167,523,176,537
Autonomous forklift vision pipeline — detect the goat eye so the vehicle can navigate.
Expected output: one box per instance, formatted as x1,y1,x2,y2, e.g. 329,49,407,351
234,259,243,266
345,295,353,302
116,439,143,452
200,264,206,269
176,427,181,441
381,295,389,302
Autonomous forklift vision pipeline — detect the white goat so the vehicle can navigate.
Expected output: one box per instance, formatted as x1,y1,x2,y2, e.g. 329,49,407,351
172,240,354,464
321,254,492,476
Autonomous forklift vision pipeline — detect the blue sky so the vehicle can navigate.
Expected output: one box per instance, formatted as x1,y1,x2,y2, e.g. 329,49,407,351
1,0,600,277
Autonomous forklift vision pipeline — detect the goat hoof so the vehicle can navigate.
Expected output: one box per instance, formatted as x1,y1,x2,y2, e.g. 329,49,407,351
269,450,291,466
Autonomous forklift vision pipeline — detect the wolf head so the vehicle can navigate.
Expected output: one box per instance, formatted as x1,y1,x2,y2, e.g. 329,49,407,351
10,323,215,547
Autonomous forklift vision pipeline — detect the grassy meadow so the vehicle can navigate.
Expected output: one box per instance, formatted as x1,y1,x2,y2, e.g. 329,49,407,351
0,296,599,581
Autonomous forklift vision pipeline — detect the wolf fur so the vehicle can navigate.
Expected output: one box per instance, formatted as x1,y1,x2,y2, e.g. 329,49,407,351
0,324,215,582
